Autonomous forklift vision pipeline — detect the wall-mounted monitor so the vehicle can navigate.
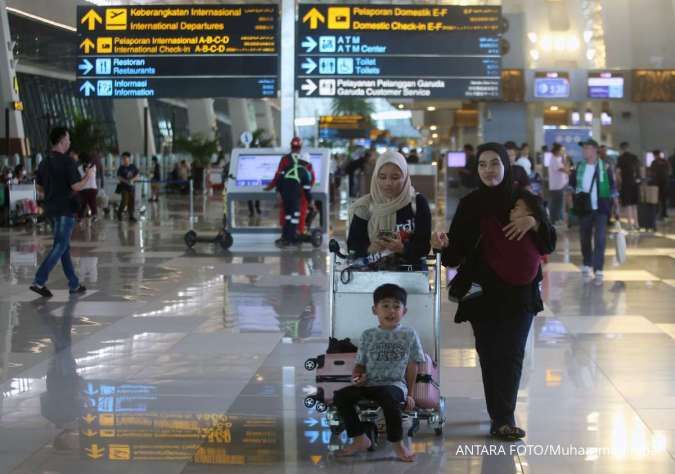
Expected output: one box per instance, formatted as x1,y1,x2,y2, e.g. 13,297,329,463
588,71,624,99
447,152,467,168
534,71,570,98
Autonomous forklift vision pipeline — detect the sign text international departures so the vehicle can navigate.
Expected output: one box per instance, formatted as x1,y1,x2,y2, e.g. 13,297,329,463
76,5,279,98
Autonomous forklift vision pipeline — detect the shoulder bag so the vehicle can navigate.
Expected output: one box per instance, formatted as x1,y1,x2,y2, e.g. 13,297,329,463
573,165,598,215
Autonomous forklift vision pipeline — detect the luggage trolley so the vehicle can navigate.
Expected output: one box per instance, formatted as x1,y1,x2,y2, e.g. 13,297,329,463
304,240,445,446
8,183,38,226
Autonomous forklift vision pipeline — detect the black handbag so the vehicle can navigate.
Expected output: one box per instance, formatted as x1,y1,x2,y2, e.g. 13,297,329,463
447,236,484,303
573,165,598,215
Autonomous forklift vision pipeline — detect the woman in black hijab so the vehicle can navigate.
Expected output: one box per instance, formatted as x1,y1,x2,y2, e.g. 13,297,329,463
432,142,556,440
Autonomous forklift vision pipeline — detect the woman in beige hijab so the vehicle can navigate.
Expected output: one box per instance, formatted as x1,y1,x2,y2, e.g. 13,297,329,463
347,150,431,265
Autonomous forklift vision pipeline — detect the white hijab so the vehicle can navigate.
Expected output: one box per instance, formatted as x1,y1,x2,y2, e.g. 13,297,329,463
349,150,417,243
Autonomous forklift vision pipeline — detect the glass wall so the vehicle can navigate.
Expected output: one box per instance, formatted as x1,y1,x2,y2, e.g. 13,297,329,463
17,73,117,155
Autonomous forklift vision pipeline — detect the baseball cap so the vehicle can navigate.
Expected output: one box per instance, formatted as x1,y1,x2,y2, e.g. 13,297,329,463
578,138,600,148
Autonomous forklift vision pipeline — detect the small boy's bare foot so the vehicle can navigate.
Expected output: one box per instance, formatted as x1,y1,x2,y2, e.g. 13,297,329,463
393,441,416,462
336,435,371,457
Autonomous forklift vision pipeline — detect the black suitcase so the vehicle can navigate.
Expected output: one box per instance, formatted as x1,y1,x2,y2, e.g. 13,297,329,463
638,203,657,231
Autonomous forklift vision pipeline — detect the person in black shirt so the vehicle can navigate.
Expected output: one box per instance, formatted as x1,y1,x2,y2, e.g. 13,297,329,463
348,150,431,265
649,150,672,219
30,127,93,298
432,143,556,441
616,142,640,229
149,156,160,202
116,152,139,222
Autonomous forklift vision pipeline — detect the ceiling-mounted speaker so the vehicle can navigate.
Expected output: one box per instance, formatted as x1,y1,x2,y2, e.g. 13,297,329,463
500,17,510,34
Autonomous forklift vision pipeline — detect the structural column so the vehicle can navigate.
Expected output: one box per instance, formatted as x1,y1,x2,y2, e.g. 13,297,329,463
113,99,156,156
0,0,26,155
252,100,277,145
279,0,295,147
227,98,256,147
186,99,217,140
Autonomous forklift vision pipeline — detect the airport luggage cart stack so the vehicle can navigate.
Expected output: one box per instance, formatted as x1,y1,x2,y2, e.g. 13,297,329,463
8,183,38,226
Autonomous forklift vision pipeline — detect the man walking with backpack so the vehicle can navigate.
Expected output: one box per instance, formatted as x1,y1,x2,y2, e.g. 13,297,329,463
30,127,93,297
571,139,619,284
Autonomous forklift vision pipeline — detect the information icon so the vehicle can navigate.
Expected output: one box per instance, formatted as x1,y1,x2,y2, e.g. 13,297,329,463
97,80,113,97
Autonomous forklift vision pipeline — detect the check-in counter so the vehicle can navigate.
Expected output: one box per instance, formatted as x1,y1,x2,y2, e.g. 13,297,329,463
408,163,438,209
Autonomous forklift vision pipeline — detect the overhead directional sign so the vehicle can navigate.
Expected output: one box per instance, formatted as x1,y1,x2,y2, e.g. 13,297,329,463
76,5,279,98
296,4,502,98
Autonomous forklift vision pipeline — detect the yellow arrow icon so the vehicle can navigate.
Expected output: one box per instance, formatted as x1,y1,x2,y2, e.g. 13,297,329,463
80,38,95,54
82,414,97,424
81,9,103,31
302,7,325,29
85,444,105,459
82,429,98,437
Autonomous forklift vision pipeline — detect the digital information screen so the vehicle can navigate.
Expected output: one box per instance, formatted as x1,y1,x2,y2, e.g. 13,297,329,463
76,5,278,98
588,72,624,99
534,72,570,99
235,153,323,187
296,4,502,99
447,152,467,168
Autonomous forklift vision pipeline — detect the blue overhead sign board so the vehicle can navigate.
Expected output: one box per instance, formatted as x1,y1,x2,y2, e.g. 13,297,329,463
296,4,502,98
76,5,279,98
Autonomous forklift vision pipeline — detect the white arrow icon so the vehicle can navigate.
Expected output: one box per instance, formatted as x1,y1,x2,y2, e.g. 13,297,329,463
301,36,317,53
80,81,96,97
301,79,317,96
301,58,317,74
78,59,94,75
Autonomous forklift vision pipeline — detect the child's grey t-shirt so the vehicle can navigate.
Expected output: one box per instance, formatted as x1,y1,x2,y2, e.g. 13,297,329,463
355,325,426,398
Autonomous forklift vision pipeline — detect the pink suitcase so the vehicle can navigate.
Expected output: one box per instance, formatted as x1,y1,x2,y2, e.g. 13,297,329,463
413,353,440,409
314,353,357,405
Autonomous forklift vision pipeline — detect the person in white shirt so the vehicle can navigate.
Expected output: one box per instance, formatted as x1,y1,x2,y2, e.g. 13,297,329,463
515,143,533,176
547,143,569,225
77,152,98,222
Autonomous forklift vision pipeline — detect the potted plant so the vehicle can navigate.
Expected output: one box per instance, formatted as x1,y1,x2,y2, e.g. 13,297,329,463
173,134,218,192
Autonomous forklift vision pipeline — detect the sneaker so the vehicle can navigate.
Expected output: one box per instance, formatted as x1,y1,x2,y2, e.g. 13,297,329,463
275,238,290,248
594,271,604,285
91,216,98,223
30,285,53,298
492,424,526,441
69,285,87,295
581,265,593,275
129,217,138,223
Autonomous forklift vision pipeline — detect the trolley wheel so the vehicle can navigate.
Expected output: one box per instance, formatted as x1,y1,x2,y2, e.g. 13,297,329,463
304,358,317,371
315,402,327,413
218,230,233,250
304,397,316,408
310,229,322,248
434,427,443,436
184,230,197,248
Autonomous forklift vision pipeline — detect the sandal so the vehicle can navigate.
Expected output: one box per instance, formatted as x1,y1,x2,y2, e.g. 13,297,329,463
492,424,526,440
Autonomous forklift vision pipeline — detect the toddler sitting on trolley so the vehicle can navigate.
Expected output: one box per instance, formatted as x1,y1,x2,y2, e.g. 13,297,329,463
334,283,425,462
